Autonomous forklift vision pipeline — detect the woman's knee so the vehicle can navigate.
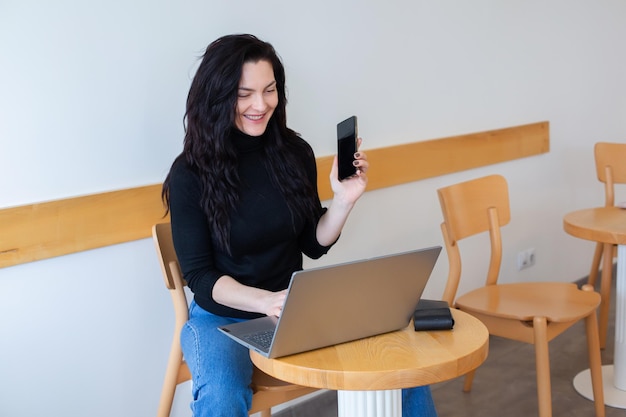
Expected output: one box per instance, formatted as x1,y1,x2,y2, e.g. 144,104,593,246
180,315,255,415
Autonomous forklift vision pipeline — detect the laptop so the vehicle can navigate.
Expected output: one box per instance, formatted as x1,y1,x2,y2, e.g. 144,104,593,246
218,246,441,358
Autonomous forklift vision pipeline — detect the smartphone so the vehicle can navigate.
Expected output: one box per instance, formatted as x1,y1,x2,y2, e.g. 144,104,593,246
337,116,358,181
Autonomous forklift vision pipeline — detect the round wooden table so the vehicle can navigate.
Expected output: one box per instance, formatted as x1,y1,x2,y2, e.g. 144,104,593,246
250,309,488,417
564,206,626,408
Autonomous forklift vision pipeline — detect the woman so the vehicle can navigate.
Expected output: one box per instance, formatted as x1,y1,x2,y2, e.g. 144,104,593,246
162,34,437,417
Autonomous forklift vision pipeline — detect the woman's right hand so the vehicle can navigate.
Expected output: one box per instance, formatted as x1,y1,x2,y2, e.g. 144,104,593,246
213,275,288,317
263,289,288,317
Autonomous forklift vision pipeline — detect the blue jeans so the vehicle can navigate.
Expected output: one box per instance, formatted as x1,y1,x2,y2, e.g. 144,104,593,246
181,301,438,417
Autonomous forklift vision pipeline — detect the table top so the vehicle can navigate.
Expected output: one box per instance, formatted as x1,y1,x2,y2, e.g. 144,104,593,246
250,309,489,391
563,206,626,245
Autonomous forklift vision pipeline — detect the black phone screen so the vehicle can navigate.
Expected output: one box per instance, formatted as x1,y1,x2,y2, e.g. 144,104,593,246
337,116,358,181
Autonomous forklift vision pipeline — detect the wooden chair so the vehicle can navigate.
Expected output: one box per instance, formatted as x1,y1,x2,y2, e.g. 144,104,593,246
152,223,317,417
437,175,605,417
587,142,626,348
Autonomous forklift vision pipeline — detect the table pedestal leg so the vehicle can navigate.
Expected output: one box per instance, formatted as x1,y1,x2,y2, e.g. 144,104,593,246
573,244,626,408
599,242,615,348
615,244,626,389
337,390,401,417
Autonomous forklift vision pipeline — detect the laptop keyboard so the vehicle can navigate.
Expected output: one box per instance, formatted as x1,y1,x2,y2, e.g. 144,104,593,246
244,330,275,351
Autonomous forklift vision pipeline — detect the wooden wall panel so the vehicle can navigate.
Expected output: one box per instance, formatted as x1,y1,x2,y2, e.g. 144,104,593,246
0,121,549,268
0,185,168,268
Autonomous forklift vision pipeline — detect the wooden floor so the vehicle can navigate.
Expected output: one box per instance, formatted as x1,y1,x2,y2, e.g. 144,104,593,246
274,277,622,417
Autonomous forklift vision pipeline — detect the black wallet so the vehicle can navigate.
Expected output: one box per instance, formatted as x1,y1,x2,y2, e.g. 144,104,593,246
413,299,455,331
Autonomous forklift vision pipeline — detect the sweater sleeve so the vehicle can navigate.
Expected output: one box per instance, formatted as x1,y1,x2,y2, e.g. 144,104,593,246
168,158,224,299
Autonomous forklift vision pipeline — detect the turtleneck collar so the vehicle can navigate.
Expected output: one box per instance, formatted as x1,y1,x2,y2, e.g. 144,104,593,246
231,128,266,153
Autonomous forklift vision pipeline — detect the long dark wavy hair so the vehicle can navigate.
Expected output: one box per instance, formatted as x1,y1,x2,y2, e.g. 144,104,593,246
162,34,319,252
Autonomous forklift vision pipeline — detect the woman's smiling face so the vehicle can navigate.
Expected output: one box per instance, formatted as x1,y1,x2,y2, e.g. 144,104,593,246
235,60,278,136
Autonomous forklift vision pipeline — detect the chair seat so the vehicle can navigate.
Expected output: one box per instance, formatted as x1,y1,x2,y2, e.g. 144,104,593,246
456,282,601,323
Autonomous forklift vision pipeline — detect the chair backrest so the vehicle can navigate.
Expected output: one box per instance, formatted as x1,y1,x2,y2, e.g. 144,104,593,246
437,174,511,304
152,223,190,330
153,223,184,290
594,142,626,207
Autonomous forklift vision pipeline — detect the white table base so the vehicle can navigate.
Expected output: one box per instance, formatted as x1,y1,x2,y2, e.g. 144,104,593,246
574,365,626,408
615,244,626,389
337,390,401,417
573,244,626,407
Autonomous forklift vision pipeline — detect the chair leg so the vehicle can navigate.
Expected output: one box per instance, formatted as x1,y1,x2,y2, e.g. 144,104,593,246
533,317,552,417
462,369,476,392
588,242,603,287
583,303,606,417
157,344,185,417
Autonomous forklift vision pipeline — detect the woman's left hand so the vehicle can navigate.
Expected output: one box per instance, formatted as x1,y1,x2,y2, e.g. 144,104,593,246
329,137,369,206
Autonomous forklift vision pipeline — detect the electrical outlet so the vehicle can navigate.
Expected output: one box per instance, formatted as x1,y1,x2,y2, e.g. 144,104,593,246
517,248,536,270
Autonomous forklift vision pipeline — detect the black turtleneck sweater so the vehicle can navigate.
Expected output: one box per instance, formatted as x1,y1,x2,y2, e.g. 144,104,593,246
168,129,333,319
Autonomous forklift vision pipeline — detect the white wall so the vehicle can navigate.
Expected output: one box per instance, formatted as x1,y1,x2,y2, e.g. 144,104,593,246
1,1,626,416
